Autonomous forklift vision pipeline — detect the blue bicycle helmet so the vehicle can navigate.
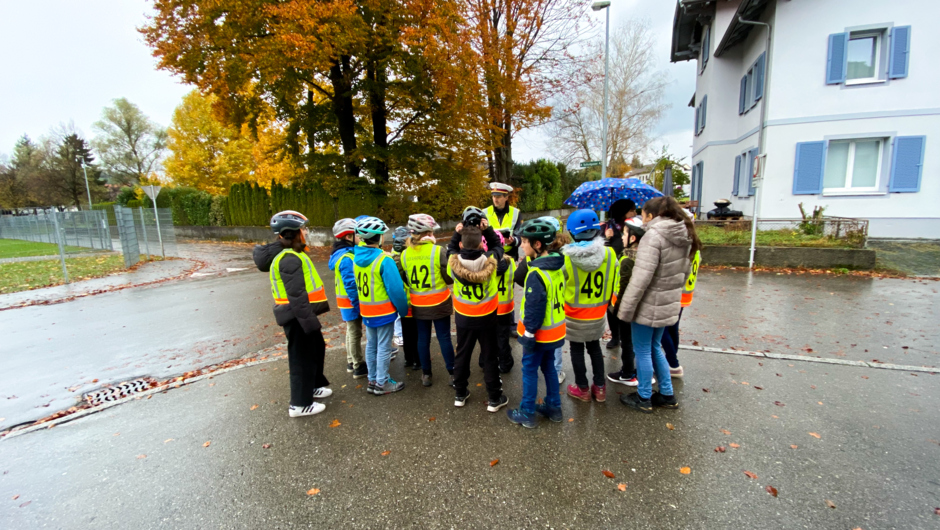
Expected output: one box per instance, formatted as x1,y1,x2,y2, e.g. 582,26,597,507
566,209,600,240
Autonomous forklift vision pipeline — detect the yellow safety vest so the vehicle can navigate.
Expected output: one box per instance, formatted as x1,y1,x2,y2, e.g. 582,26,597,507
354,252,397,318
562,246,617,321
448,262,498,317
681,250,701,307
400,243,450,307
484,205,520,251
270,249,327,305
610,254,630,308
497,257,516,316
518,264,566,343
334,251,354,310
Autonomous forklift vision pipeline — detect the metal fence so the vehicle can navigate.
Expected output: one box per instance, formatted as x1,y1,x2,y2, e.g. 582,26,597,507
113,207,177,268
695,217,869,248
0,210,113,254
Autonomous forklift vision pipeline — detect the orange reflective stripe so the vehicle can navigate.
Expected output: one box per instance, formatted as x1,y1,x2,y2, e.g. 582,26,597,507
360,300,396,317
563,303,607,321
274,298,289,305
409,289,450,307
610,294,618,306
308,287,327,303
336,295,353,309
453,295,498,317
681,292,693,307
516,321,566,343
497,301,515,315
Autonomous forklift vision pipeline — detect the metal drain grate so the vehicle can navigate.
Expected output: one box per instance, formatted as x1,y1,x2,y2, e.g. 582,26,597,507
83,378,156,406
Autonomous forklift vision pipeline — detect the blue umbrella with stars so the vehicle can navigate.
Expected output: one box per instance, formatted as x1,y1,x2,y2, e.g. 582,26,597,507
564,177,664,212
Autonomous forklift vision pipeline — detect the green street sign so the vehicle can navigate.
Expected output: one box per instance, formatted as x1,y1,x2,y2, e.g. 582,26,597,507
580,161,601,168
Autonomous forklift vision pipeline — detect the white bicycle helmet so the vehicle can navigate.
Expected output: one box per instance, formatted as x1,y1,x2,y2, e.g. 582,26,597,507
332,218,357,238
355,216,389,237
407,213,440,233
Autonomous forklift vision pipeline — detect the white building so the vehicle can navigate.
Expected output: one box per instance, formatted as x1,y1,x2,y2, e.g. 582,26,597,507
671,0,936,238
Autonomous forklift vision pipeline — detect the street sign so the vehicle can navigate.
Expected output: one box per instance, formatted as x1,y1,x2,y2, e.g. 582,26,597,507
580,161,601,168
143,185,162,201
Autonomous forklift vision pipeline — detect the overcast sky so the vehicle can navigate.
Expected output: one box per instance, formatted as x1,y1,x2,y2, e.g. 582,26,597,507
0,0,695,165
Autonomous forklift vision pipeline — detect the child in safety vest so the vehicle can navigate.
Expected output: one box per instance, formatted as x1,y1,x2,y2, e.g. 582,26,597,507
353,217,409,396
560,209,618,403
446,216,508,411
607,223,646,387
400,213,455,388
252,211,331,418
329,218,368,379
506,218,567,429
391,226,420,371
660,249,700,379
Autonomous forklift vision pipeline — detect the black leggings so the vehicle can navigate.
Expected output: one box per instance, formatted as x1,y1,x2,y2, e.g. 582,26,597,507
607,310,620,343
284,320,328,408
570,340,605,388
618,317,636,377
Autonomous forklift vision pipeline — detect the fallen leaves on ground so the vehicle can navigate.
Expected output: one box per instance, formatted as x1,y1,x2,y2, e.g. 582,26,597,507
490,459,499,467
568,418,574,422
307,488,320,496
328,419,341,428
203,441,211,447
428,417,436,422
715,446,726,453
666,423,675,430
765,485,778,497
164,439,174,444
19,501,30,508
137,454,147,459
729,443,740,449
12,495,19,500
790,444,798,449
744,471,758,479
825,499,836,509
680,467,691,474
720,428,732,435
754,386,763,390
861,375,869,379
250,404,259,411
602,470,615,478
934,507,940,516
262,443,272,449
809,432,821,439
774,401,786,407
702,388,710,393
381,450,391,456
617,483,627,491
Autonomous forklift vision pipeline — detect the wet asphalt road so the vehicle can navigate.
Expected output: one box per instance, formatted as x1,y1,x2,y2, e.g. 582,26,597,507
1,343,938,529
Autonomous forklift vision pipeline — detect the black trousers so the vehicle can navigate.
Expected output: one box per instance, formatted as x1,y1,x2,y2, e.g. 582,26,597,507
617,317,636,377
570,340,605,388
454,326,502,401
401,316,420,366
607,310,620,343
660,308,683,369
284,320,328,408
496,322,515,370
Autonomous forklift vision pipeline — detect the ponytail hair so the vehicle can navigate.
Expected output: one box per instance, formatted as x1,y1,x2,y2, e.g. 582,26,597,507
642,196,703,258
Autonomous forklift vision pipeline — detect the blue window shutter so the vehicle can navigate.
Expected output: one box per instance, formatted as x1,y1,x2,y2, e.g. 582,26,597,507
793,141,826,194
732,155,741,196
694,106,700,136
703,25,710,67
739,76,747,114
889,136,925,192
701,95,707,132
747,148,759,195
888,26,911,79
754,53,766,101
690,163,699,204
826,33,848,85
695,161,704,215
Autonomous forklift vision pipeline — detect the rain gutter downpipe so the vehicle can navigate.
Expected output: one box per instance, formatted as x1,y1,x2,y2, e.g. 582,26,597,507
737,13,772,269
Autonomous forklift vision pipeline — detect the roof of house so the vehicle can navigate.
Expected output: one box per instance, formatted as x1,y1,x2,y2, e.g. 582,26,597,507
670,0,773,63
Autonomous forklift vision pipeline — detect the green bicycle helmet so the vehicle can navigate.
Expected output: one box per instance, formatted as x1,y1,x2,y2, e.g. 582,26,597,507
518,218,557,246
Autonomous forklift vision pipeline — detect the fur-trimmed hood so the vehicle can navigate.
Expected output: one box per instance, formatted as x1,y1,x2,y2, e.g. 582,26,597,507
448,254,497,284
561,237,607,272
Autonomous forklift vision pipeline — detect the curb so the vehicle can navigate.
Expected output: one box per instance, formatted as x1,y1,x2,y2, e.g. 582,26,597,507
678,344,937,373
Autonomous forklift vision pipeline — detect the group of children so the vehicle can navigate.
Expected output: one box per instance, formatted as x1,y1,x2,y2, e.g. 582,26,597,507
255,194,702,427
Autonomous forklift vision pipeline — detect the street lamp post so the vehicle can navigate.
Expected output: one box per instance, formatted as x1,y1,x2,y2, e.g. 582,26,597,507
77,156,92,210
592,1,611,180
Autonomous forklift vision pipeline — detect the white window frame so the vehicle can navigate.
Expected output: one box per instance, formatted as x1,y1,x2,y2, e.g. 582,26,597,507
822,138,885,195
845,30,882,85
699,24,710,74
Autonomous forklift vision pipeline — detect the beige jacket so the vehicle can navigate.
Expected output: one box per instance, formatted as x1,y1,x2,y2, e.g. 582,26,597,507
616,217,692,328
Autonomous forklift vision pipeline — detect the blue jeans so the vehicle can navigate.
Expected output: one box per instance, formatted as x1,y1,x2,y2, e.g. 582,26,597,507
630,322,674,400
394,316,402,339
554,345,564,375
520,345,561,414
365,322,395,385
417,317,455,374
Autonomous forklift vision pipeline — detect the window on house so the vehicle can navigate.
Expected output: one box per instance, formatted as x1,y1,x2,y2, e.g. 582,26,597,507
823,139,884,191
846,31,881,83
700,24,710,73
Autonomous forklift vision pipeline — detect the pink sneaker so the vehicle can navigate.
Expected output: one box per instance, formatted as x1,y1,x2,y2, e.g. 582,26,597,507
591,384,606,402
566,384,591,402
670,366,684,379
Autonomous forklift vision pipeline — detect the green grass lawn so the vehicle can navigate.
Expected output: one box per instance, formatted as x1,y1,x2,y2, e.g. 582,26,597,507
0,238,88,258
0,254,137,294
697,225,856,248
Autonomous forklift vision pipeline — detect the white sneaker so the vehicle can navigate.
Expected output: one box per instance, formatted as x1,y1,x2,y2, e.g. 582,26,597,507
393,336,404,346
558,371,566,384
288,403,326,417
624,376,656,387
670,366,684,379
312,387,333,399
